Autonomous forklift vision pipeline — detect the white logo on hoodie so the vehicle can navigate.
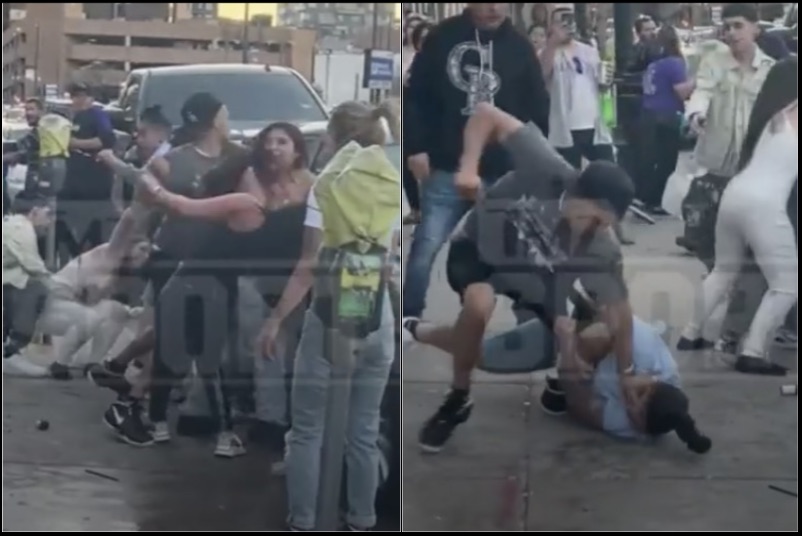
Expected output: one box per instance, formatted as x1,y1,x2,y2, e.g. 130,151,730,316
446,39,501,115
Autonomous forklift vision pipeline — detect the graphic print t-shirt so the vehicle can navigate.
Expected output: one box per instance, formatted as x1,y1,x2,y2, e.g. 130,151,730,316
456,123,628,320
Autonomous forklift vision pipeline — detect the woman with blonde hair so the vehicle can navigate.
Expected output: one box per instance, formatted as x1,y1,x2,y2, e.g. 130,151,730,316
260,99,400,532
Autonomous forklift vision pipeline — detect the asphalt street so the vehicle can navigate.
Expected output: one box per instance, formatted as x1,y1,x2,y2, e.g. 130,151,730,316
401,214,798,531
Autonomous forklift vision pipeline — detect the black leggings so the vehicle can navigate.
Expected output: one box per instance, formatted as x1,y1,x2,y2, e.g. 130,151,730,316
3,279,49,353
149,265,238,432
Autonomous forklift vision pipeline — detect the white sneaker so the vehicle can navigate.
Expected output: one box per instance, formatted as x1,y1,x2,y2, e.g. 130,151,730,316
401,317,419,350
152,421,171,443
2,354,49,377
214,431,246,458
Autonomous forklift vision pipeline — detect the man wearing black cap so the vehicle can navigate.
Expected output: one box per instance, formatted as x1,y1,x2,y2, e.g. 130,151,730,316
402,102,639,453
58,82,117,261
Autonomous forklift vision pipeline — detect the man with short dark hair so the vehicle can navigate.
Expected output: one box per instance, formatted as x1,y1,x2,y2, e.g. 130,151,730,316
2,192,53,376
3,98,45,194
404,103,639,453
628,16,660,74
58,82,117,262
678,4,776,352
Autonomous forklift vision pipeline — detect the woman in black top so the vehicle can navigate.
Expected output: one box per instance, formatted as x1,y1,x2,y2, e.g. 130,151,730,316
137,122,313,457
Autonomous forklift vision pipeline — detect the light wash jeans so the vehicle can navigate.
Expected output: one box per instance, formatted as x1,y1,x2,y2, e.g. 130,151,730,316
479,317,556,374
402,169,474,317
285,295,394,530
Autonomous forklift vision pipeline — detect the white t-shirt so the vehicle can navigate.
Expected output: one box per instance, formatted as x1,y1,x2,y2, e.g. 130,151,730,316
568,58,599,131
303,189,401,244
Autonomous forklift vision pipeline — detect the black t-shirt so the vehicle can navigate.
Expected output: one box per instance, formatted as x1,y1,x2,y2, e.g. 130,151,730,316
456,123,628,320
65,107,116,200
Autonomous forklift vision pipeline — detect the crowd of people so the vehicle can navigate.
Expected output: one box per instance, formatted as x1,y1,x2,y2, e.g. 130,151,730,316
400,2,795,456
2,1,798,529
3,77,402,529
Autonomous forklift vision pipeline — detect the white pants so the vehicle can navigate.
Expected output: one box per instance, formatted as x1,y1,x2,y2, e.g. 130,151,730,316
684,193,798,357
37,297,130,366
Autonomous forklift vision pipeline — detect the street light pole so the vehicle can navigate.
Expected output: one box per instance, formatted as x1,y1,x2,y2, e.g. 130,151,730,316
369,3,380,104
241,3,251,64
32,24,41,97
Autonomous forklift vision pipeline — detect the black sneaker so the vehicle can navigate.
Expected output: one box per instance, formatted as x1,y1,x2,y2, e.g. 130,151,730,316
86,362,131,394
49,362,72,380
102,401,129,432
540,387,567,416
545,375,564,393
734,355,788,377
117,403,155,447
676,337,714,351
248,420,288,452
418,390,473,454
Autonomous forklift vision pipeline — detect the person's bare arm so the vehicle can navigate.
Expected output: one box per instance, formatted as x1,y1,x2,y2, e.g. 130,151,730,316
556,327,604,429
155,189,263,223
459,102,525,175
105,207,139,263
602,300,634,375
539,43,558,80
269,226,323,323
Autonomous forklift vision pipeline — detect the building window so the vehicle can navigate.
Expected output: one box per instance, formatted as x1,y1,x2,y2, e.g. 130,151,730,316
190,2,216,19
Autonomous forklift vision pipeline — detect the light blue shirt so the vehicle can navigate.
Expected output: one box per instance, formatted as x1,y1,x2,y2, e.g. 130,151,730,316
592,317,681,439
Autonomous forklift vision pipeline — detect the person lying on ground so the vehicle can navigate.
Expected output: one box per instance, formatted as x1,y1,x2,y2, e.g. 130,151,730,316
404,102,638,454
544,317,712,453
3,191,149,379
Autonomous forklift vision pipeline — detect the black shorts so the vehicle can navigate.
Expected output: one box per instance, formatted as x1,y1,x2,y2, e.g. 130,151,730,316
445,236,595,330
446,236,552,318
445,236,495,297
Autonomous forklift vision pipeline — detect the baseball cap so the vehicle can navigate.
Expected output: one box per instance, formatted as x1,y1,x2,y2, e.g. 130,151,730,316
568,160,635,219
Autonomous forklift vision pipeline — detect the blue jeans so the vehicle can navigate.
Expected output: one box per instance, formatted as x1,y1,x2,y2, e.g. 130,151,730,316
403,169,475,317
479,318,556,374
285,296,394,530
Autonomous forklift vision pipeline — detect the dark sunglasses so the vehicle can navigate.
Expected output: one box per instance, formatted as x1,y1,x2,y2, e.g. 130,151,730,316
572,56,584,75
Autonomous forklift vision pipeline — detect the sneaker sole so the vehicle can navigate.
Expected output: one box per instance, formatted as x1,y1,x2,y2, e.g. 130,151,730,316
418,442,444,454
117,433,154,448
539,401,567,416
152,434,171,444
102,415,121,433
214,447,246,458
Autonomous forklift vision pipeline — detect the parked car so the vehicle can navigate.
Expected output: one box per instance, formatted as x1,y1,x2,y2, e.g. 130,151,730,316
106,64,330,150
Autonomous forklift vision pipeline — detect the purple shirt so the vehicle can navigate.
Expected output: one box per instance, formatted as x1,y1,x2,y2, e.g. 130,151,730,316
641,56,687,116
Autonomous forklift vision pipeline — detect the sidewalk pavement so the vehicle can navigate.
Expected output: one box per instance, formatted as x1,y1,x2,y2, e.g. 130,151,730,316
401,217,798,531
2,378,290,531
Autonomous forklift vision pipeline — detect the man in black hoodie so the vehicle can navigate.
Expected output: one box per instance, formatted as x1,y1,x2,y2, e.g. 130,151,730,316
403,3,550,319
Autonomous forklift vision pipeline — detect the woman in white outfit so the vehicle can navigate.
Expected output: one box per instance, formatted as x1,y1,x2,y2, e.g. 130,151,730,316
678,58,798,376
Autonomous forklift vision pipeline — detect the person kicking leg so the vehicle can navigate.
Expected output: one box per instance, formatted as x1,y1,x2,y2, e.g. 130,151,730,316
405,103,637,453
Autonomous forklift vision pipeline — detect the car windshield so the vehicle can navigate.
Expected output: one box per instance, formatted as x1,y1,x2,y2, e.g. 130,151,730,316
144,71,327,125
